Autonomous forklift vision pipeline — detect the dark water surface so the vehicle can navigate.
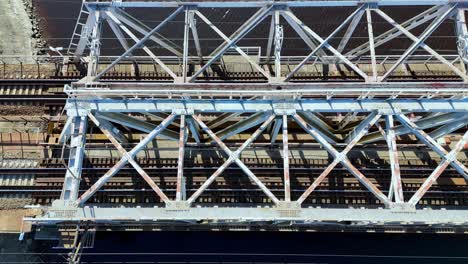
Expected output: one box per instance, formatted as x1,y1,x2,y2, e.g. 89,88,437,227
39,231,468,264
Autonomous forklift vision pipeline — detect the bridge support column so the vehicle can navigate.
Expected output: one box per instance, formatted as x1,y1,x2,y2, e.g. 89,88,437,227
54,114,88,207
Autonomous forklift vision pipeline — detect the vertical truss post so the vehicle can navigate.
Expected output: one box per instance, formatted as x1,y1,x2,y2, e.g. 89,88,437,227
176,115,188,201
366,6,378,82
274,11,283,80
58,115,88,204
86,9,102,79
270,117,282,143
182,8,190,82
282,115,290,202
188,10,203,63
455,8,468,70
266,15,275,64
385,115,404,203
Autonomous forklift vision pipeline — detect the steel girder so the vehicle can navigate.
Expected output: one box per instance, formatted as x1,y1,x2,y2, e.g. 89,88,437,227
64,98,468,115
84,1,468,8
24,206,468,226
42,105,468,225
29,0,468,230
67,1,468,83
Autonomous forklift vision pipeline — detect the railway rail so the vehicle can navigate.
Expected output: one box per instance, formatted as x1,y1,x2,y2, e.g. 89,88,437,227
2,154,467,206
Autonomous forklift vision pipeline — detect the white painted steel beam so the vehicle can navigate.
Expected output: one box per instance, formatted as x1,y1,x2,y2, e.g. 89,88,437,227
337,9,364,53
361,112,468,143
366,8,378,82
93,116,128,144
270,117,282,143
84,1,468,8
296,112,339,144
428,117,468,139
176,115,188,201
66,82,468,97
215,112,272,140
282,115,290,202
385,115,404,203
27,206,468,225
96,112,179,140
59,116,88,203
65,98,468,115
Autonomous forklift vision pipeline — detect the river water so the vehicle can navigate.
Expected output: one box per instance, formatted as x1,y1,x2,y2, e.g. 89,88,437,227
2,231,468,263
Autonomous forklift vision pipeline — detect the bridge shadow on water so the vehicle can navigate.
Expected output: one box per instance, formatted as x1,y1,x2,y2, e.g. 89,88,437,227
59,231,468,264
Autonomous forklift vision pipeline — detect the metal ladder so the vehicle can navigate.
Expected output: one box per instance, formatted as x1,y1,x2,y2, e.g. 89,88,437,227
67,1,90,55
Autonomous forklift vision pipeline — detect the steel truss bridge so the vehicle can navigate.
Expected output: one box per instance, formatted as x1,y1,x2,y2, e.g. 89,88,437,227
20,1,468,248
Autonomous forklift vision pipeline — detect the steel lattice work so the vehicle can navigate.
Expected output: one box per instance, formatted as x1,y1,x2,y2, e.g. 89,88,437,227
25,0,468,233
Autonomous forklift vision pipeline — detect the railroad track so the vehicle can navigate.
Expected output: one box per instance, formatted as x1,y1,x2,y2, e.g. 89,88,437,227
0,77,466,210
1,163,467,206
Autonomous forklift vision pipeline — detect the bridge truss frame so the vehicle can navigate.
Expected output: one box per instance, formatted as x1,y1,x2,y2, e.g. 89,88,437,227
25,0,468,229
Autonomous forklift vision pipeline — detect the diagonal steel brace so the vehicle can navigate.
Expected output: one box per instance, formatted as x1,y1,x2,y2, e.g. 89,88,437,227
294,112,390,206
188,114,278,205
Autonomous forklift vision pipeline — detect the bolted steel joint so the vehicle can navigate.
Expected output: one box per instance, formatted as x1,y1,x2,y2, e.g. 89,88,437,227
122,152,133,162
229,151,240,161
335,152,347,162
379,109,397,115
172,108,191,115
389,202,416,212
445,152,459,163
165,201,191,210
458,34,468,63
